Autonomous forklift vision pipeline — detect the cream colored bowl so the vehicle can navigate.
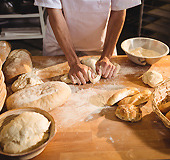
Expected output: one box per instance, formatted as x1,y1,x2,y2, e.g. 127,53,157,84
0,107,55,160
121,37,169,65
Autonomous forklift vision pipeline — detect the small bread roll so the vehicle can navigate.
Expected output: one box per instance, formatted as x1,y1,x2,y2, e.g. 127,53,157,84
107,87,139,106
115,104,142,122
165,111,170,121
142,70,163,87
159,102,170,114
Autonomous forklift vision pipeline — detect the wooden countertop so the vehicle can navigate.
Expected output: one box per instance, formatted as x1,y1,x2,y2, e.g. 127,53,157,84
33,55,170,160
4,55,170,160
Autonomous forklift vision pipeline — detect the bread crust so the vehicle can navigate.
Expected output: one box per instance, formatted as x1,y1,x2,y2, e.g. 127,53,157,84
6,81,71,111
118,89,152,106
3,49,32,83
107,87,139,106
115,104,142,122
0,41,11,64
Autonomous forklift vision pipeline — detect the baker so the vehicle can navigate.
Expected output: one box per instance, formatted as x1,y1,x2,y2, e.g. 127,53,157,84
34,0,141,85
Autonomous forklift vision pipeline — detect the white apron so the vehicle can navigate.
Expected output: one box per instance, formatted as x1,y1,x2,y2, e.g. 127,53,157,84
43,0,117,56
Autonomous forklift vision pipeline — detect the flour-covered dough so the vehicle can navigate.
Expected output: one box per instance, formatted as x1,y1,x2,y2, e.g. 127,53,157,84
11,71,44,92
0,112,50,154
142,70,163,87
61,57,120,84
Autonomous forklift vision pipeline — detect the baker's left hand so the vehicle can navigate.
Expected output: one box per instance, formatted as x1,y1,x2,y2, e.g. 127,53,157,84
96,57,116,79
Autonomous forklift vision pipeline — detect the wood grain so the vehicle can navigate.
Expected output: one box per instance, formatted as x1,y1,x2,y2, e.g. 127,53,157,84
2,55,170,160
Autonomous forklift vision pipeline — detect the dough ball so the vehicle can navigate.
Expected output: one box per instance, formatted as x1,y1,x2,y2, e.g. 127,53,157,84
115,104,142,122
142,70,163,87
11,71,44,92
0,112,50,154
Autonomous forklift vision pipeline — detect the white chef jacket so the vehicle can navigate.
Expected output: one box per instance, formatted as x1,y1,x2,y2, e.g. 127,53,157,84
34,0,141,56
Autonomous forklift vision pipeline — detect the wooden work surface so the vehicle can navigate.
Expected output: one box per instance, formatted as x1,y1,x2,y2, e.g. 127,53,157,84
20,55,170,159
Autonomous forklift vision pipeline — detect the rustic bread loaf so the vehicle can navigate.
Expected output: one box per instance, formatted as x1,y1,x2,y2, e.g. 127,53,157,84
107,87,139,106
3,49,33,83
11,72,44,92
115,104,142,122
6,81,71,111
0,41,11,64
0,83,7,112
0,112,50,154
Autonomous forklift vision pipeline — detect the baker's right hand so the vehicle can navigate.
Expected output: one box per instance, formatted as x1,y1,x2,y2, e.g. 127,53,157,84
69,63,90,85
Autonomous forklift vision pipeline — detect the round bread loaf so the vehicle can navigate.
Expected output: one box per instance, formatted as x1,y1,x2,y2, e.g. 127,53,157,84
115,104,142,122
6,81,71,111
0,41,11,64
3,49,32,83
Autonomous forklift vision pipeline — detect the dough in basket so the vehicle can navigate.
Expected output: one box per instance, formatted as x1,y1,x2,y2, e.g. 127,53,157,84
0,112,50,154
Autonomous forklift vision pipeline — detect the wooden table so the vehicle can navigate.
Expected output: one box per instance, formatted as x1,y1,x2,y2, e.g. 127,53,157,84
5,55,170,160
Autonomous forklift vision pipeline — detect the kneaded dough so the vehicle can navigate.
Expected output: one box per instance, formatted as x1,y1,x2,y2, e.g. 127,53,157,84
142,70,163,87
115,104,142,122
61,57,120,84
11,71,44,92
0,112,50,154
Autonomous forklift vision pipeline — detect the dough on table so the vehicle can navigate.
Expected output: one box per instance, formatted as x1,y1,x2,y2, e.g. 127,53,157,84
0,112,50,154
61,57,120,84
11,71,44,92
115,104,142,122
142,70,163,87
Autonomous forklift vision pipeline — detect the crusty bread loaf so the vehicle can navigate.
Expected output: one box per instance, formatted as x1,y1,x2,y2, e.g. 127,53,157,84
115,104,142,122
11,72,44,92
118,89,152,106
6,81,71,111
0,41,11,64
165,111,170,121
0,83,7,112
3,49,33,83
159,101,170,114
107,87,139,106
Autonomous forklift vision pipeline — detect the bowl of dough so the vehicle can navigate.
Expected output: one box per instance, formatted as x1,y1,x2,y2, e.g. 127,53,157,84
0,107,55,159
152,78,170,128
121,37,169,65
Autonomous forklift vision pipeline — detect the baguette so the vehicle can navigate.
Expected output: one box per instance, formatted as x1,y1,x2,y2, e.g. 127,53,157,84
0,41,11,64
165,111,170,121
159,101,170,114
118,89,152,106
107,87,139,106
3,49,32,83
6,81,71,111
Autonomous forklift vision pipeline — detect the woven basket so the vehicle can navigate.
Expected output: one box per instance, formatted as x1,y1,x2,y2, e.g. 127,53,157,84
152,78,170,128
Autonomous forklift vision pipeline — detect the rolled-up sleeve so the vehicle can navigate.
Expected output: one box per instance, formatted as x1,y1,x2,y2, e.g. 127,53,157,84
111,0,141,11
34,0,62,9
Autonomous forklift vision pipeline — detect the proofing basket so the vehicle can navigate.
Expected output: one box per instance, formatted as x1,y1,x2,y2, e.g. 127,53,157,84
152,78,170,128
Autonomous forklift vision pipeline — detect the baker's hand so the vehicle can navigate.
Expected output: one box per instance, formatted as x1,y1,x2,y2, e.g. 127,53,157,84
96,57,116,79
69,63,90,85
